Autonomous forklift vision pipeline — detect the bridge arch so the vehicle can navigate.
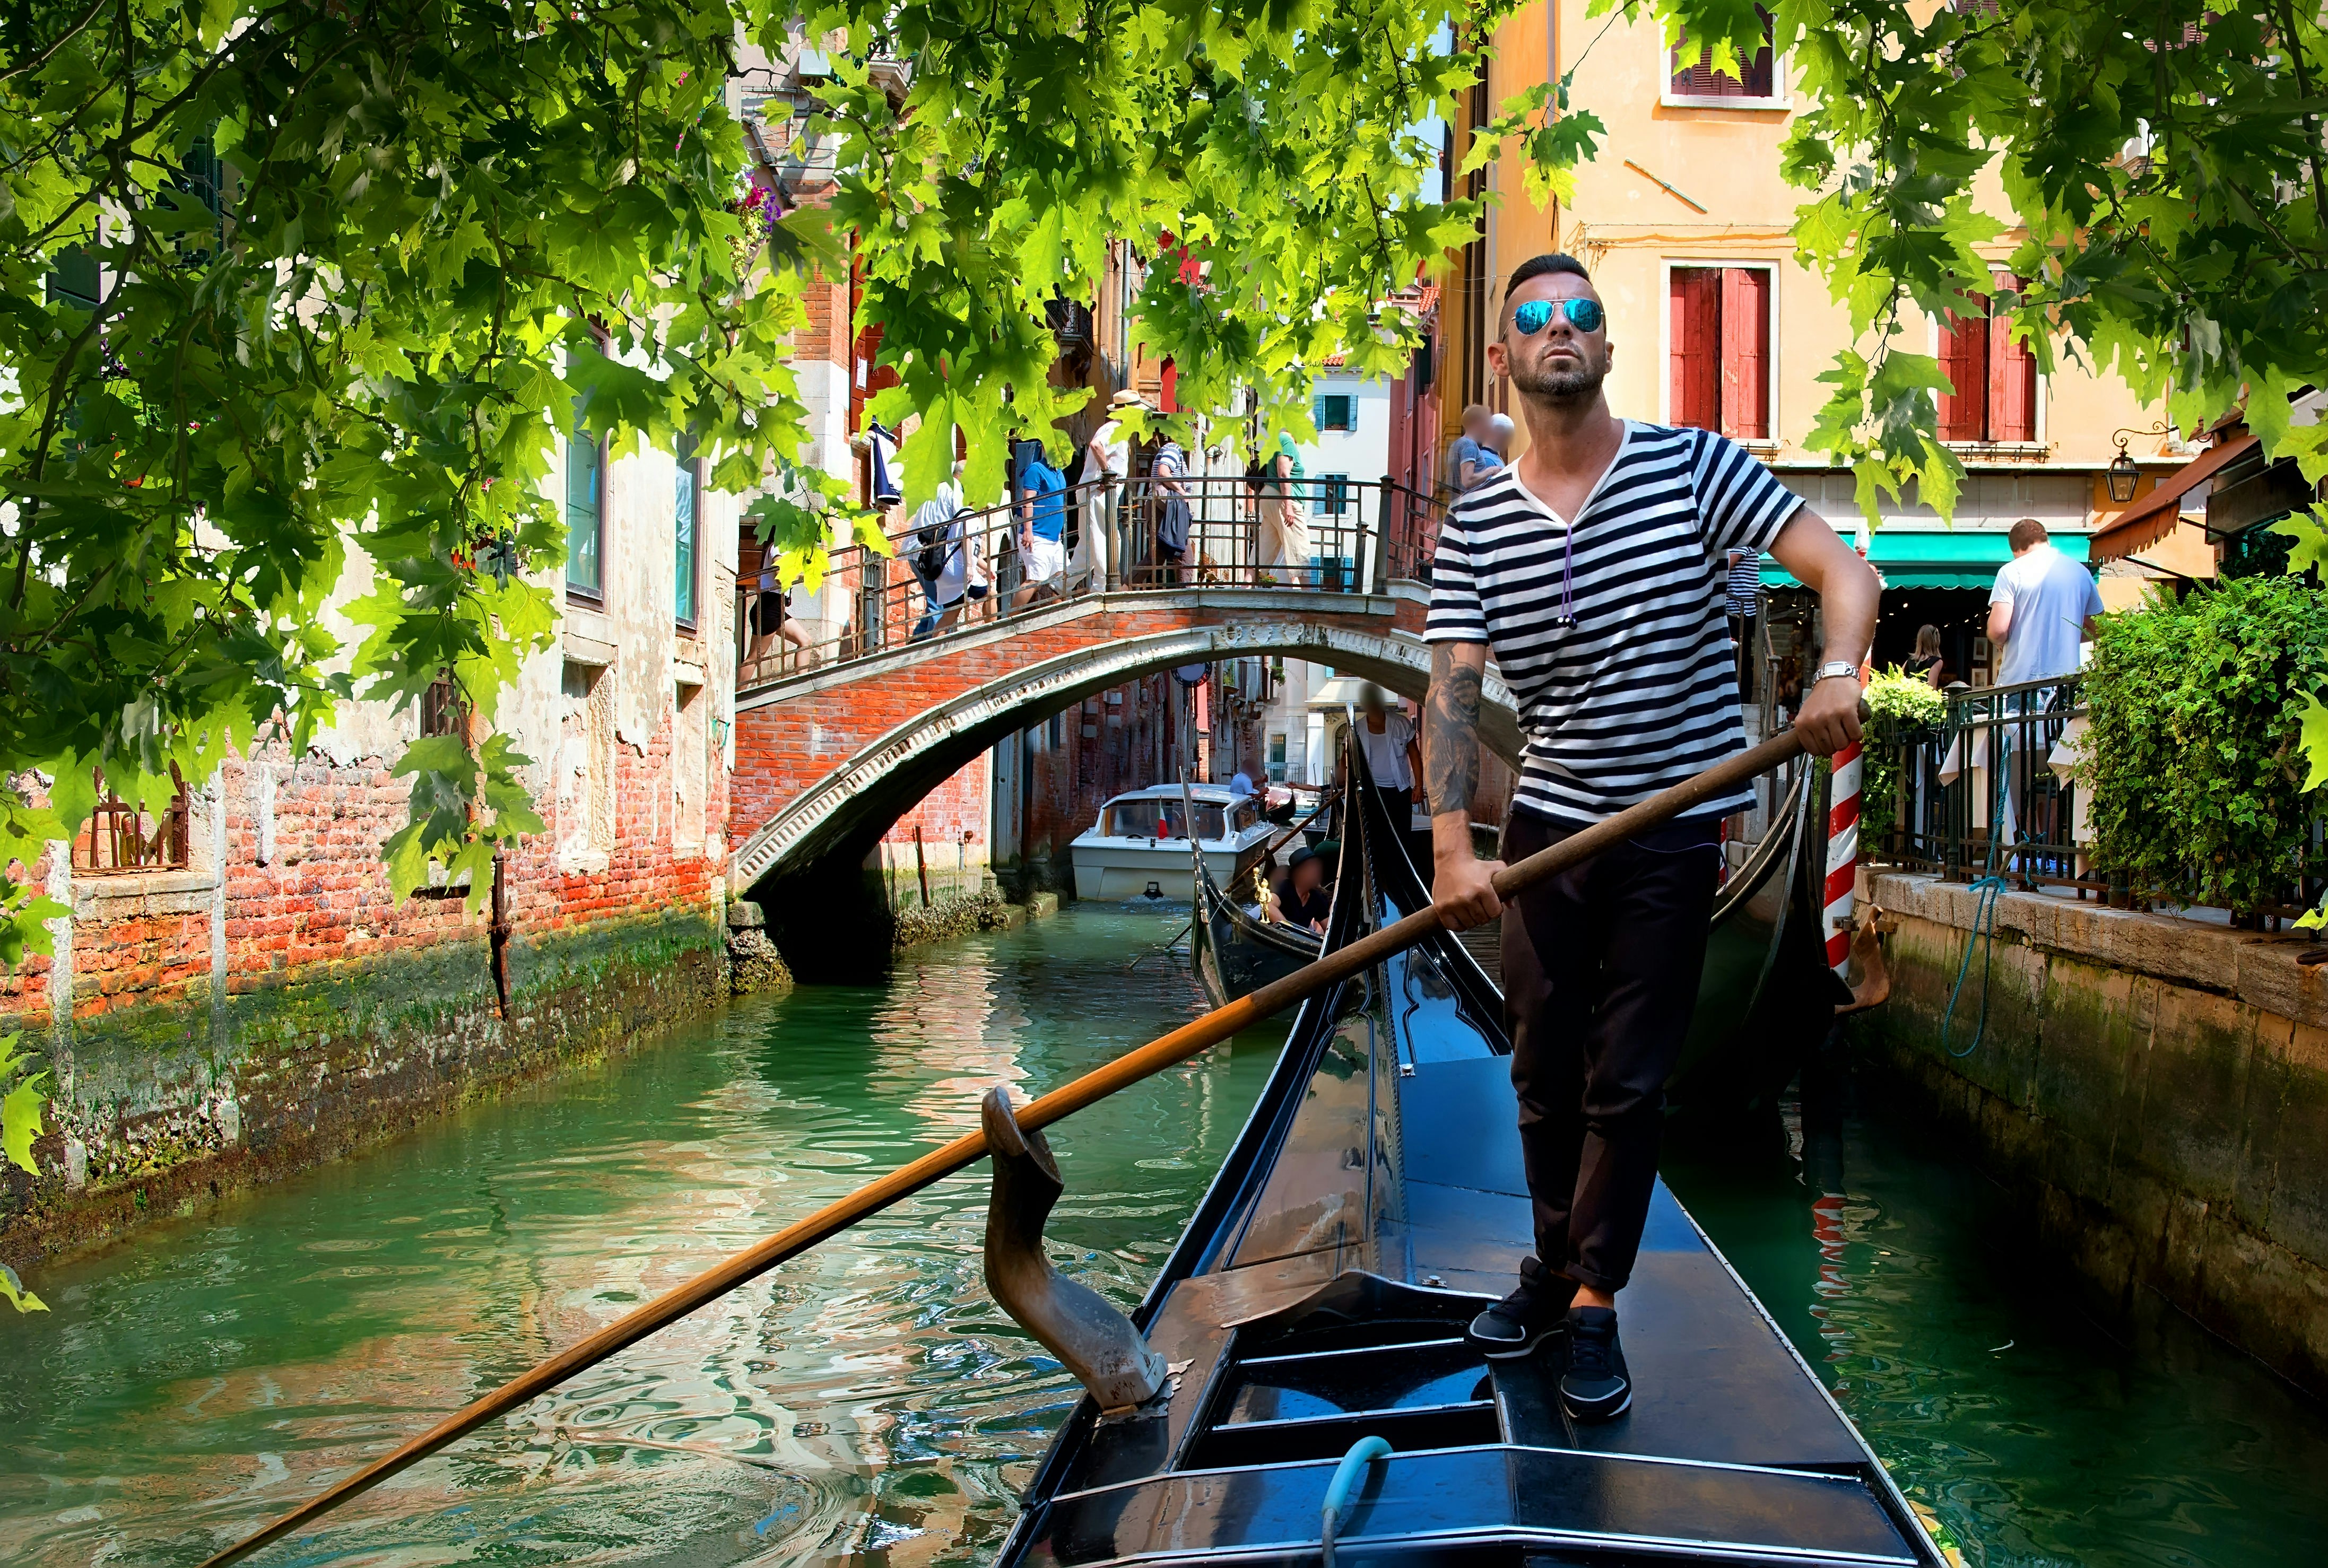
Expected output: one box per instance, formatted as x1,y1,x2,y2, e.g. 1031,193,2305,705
729,617,1521,902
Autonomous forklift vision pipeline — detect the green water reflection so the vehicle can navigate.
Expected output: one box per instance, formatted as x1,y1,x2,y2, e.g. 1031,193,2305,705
4,905,2324,1567
1666,1083,2328,1568
1,905,1274,1566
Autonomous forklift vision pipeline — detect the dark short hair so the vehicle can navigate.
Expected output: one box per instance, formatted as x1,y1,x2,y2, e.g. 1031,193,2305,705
2008,517,2048,552
1500,253,1594,335
1507,252,1592,294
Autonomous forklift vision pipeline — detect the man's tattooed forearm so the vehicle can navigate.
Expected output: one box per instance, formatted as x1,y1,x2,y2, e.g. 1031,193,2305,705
1424,647,1483,817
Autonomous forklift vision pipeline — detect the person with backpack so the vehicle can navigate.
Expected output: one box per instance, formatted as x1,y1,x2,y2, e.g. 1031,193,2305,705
909,463,981,639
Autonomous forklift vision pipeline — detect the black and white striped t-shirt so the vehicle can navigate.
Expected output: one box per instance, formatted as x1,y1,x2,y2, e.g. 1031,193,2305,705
1425,422,1803,828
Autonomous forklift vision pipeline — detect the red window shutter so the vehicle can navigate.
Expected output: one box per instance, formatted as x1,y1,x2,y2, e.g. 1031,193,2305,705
1720,268,1771,440
1988,309,2036,443
1671,10,1775,97
1670,36,1720,97
1935,312,1987,442
1670,268,1721,430
1161,357,1179,413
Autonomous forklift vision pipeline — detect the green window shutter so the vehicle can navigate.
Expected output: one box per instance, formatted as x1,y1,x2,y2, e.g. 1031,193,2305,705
674,435,698,625
47,247,100,310
566,431,602,595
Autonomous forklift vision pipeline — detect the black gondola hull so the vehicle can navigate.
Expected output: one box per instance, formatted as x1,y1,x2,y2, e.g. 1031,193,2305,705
994,757,1940,1568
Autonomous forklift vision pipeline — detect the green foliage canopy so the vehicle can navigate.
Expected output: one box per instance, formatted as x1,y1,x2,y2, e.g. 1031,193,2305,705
0,0,1501,961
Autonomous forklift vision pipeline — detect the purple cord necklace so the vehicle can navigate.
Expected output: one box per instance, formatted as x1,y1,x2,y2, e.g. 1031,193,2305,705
1556,518,1577,630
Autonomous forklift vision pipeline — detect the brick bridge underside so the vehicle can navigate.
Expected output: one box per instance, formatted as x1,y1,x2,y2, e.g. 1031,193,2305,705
728,588,1521,974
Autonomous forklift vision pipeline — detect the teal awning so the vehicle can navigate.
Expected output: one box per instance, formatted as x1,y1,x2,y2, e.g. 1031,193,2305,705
1760,529,2090,590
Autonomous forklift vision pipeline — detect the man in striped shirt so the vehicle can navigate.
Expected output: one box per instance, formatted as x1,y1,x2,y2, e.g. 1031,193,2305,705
1424,252,1877,1421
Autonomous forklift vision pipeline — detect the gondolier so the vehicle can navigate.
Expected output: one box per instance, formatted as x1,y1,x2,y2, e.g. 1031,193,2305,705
1423,252,1878,1421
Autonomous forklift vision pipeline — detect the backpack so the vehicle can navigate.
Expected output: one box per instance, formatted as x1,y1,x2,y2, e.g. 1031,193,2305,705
913,485,961,582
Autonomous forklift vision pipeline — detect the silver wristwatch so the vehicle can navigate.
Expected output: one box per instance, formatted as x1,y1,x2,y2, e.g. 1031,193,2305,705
1810,660,1859,686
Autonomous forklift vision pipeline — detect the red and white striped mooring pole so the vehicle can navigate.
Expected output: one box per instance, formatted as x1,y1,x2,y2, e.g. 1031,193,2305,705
1822,741,1862,975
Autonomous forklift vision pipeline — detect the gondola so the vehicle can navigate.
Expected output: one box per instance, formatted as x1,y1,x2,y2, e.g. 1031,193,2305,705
1670,760,1838,1110
989,754,1943,1568
1188,826,1323,1010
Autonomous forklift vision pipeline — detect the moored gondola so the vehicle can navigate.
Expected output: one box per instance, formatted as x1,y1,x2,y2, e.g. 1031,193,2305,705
1186,787,1327,1011
988,752,1943,1568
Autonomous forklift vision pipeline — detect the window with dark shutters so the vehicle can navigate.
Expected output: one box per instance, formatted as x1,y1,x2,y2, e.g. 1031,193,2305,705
1670,266,1771,440
1670,9,1778,99
1935,303,1988,442
1989,307,2037,441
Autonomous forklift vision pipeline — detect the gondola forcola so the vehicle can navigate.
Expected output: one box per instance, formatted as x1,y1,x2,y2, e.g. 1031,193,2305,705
194,719,1846,1568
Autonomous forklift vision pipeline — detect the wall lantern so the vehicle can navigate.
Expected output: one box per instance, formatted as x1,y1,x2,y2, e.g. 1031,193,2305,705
2106,423,2170,504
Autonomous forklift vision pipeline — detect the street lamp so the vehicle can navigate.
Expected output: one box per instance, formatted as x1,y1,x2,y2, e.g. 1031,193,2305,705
2107,423,2171,504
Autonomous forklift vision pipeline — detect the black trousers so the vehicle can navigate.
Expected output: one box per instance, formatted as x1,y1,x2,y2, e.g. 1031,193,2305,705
1500,811,1721,1292
1369,785,1435,888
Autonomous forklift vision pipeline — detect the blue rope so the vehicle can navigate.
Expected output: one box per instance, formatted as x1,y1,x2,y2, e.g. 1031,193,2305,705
1938,724,2016,1059
1940,872,2008,1058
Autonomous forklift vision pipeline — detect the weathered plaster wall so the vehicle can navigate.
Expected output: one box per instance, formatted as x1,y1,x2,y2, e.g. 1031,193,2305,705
2,434,745,1266
1857,871,2328,1397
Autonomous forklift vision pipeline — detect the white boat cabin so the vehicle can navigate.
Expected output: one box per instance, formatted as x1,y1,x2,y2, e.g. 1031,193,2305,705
1069,785,1274,901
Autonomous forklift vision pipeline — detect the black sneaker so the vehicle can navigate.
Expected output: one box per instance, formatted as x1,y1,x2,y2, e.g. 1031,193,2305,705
1560,1305,1631,1422
1464,1257,1573,1358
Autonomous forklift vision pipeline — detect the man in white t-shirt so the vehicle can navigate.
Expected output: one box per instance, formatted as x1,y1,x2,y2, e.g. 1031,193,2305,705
1988,517,2104,686
1082,389,1143,590
1343,682,1423,822
1988,516,2104,848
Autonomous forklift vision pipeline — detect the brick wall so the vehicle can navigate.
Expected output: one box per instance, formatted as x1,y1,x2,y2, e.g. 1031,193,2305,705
4,450,743,1266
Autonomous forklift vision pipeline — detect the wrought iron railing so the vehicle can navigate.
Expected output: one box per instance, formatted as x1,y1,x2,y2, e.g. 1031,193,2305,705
738,474,1446,691
1875,676,2097,894
1873,675,2328,924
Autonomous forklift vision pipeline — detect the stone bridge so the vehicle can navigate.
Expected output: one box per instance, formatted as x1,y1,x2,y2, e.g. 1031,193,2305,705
727,585,1519,963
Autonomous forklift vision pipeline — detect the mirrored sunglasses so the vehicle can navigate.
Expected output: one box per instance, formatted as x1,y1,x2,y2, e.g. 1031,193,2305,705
1512,297,1604,336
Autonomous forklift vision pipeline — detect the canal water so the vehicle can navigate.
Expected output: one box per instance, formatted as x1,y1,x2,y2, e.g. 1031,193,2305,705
4,905,2325,1567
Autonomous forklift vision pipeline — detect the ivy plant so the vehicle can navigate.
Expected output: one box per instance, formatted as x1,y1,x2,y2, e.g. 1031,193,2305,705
2082,576,2328,918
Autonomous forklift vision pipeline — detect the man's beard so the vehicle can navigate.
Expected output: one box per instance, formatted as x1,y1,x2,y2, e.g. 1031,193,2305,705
1510,351,1606,401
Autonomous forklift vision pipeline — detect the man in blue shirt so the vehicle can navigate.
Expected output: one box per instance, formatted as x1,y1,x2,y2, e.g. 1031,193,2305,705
1446,404,1503,493
1014,444,1069,609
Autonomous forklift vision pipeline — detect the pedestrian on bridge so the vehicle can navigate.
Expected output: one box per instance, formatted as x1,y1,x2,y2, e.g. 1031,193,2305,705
1448,404,1504,494
1081,390,1142,593
1014,441,1070,611
911,463,985,639
1255,431,1314,587
1422,250,1877,1425
1152,434,1194,585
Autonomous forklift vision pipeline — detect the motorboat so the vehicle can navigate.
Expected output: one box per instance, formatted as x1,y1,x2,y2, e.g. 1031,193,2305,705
984,750,1946,1568
1070,783,1275,901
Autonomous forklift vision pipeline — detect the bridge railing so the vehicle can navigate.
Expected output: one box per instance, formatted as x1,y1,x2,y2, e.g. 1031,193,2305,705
739,474,1447,691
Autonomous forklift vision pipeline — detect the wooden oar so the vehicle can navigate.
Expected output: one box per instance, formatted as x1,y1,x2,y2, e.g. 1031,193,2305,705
196,722,1817,1568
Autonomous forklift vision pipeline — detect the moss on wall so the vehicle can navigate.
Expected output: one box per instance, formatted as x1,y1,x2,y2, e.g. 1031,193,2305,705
2,908,725,1266
1859,873,2328,1398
